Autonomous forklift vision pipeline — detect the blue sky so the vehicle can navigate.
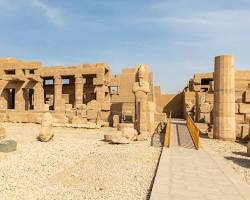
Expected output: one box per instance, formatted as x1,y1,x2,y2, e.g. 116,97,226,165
0,0,250,93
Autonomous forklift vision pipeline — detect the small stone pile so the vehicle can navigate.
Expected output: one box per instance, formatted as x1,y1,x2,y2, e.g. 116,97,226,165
104,123,150,144
38,113,54,142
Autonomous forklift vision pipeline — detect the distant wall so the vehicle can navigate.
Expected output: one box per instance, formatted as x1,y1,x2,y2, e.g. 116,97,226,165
155,86,184,118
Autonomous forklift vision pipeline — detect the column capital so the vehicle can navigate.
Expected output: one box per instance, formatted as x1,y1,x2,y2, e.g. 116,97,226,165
54,75,62,85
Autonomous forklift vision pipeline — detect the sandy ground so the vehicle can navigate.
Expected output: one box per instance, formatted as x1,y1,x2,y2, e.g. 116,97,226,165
202,137,250,184
0,123,161,200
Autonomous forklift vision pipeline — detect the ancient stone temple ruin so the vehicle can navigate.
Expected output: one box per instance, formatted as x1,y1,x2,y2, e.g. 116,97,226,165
0,58,169,135
1,55,250,145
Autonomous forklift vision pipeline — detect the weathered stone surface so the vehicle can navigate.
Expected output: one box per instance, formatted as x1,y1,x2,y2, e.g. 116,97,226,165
199,102,212,113
185,101,194,112
104,131,122,142
121,128,138,140
110,137,130,144
38,113,54,142
0,139,17,152
239,103,250,114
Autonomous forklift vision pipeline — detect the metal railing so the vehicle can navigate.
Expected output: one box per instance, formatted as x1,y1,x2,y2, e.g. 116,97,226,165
164,112,172,148
186,114,200,150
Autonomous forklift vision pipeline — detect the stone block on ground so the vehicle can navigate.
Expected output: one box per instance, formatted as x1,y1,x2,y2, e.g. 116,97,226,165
121,128,138,140
0,140,17,152
104,131,122,142
110,137,130,144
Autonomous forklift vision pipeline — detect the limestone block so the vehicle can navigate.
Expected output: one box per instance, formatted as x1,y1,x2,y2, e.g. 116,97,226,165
44,104,50,111
87,109,98,120
8,113,28,123
236,124,249,139
110,137,130,144
117,123,134,131
76,104,87,110
76,110,87,117
154,113,167,122
245,114,250,122
65,104,73,111
121,128,138,140
244,91,250,103
199,103,212,113
0,140,17,152
193,85,201,92
185,101,194,112
87,100,101,110
52,113,68,124
205,93,214,103
112,115,119,128
104,131,122,142
236,114,245,124
72,116,87,124
65,110,76,123
239,103,250,114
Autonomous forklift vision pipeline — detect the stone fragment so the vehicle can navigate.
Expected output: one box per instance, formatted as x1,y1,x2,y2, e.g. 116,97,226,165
104,131,122,142
0,139,17,152
110,137,130,144
38,113,54,142
121,128,138,140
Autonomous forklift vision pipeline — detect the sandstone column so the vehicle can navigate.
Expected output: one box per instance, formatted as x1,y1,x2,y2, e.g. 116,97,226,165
54,76,62,112
75,75,85,107
34,80,45,111
213,55,236,141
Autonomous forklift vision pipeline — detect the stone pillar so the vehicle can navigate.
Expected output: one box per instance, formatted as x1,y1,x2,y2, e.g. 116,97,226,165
34,80,45,111
54,76,62,112
24,88,30,110
95,85,106,103
75,75,85,107
15,86,25,111
213,55,236,141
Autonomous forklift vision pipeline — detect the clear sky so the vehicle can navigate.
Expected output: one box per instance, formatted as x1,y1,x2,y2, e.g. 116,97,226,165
0,0,250,93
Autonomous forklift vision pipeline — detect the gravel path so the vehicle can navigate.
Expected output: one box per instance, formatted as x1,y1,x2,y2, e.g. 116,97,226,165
0,123,160,200
202,137,250,184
